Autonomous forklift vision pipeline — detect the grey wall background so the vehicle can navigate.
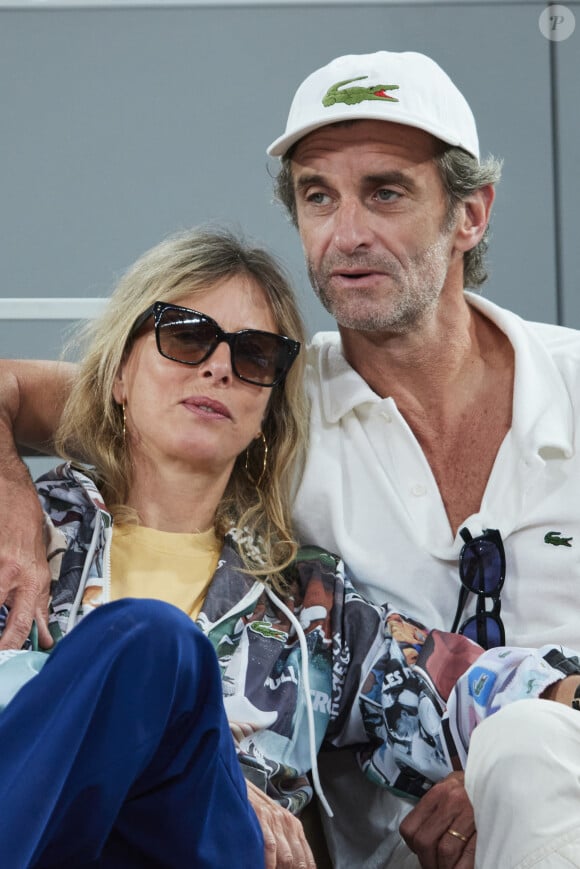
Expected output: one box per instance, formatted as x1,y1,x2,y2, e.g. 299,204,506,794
1,1,578,336
0,0,578,470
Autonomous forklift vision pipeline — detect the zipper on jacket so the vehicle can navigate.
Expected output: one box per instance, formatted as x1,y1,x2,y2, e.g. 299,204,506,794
65,509,105,633
103,523,113,603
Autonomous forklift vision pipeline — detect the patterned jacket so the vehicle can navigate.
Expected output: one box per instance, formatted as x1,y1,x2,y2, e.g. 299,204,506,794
2,463,576,814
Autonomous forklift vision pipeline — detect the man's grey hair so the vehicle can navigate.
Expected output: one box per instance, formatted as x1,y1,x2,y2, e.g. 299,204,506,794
434,148,503,288
273,144,503,289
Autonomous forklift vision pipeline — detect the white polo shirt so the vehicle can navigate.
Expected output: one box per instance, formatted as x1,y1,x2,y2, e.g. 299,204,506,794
293,294,580,867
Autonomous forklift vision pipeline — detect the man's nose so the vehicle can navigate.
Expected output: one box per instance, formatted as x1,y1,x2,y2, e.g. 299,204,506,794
332,198,375,254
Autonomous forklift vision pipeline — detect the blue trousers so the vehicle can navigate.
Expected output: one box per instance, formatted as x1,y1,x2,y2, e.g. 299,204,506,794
0,599,264,868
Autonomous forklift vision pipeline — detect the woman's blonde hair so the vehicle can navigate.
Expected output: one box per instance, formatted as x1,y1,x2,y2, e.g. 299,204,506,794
55,227,309,585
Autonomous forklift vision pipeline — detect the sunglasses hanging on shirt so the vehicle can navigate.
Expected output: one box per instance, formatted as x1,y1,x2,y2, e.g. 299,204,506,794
451,527,506,650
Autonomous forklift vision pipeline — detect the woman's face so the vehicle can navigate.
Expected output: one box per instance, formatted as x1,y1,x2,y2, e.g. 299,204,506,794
113,275,277,481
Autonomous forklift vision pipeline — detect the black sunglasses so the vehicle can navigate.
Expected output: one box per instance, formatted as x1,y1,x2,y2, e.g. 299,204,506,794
129,301,300,388
451,527,506,650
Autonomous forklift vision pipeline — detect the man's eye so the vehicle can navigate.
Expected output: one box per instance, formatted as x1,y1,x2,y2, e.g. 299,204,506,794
306,191,330,205
376,189,399,202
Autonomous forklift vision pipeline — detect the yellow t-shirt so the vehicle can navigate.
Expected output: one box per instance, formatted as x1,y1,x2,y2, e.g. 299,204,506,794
110,524,220,620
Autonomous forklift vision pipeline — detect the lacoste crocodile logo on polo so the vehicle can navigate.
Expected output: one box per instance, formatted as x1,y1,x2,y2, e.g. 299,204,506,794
322,76,399,107
544,530,573,547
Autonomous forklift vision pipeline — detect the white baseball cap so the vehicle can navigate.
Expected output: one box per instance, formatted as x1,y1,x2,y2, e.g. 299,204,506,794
267,50,479,161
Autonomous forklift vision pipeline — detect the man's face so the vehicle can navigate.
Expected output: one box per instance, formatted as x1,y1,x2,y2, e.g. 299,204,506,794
290,120,461,334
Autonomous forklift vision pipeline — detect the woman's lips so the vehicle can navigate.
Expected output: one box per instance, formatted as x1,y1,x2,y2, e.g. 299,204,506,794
182,396,232,419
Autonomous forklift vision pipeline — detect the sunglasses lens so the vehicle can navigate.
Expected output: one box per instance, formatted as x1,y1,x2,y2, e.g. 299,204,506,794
460,612,504,649
234,332,292,385
460,538,503,594
158,311,218,364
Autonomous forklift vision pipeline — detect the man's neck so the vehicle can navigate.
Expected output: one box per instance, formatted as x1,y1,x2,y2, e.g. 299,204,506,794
339,290,485,407
339,292,515,534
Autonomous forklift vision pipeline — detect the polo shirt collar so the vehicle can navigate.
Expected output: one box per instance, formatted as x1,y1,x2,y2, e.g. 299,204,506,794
467,293,574,459
307,333,381,423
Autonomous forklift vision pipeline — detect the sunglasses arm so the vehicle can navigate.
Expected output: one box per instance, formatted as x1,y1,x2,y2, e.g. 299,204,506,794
450,584,470,634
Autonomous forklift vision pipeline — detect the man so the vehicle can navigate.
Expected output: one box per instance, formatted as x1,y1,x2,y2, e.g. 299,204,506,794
2,50,580,867
266,51,580,868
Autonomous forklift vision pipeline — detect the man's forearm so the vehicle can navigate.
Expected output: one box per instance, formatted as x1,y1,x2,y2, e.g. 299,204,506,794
0,365,42,477
0,360,77,649
0,360,76,453
0,365,56,647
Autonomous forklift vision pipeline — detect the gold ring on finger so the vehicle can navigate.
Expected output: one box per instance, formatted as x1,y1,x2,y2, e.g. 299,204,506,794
447,828,469,843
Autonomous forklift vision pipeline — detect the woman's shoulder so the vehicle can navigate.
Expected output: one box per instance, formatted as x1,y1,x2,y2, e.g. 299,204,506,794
287,545,346,588
283,545,347,601
35,461,109,521
294,544,342,571
35,460,97,490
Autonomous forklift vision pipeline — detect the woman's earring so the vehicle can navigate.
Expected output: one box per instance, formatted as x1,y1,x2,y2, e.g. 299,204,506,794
122,404,127,442
245,432,268,488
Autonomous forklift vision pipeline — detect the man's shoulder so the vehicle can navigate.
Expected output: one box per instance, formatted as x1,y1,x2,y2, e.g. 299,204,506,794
468,293,580,362
524,318,580,358
517,317,580,390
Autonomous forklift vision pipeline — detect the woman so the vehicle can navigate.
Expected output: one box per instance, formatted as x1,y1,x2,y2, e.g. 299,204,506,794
0,228,576,869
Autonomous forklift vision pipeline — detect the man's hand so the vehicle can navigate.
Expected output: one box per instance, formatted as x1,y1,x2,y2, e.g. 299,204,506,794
246,779,316,869
0,456,52,650
399,772,476,869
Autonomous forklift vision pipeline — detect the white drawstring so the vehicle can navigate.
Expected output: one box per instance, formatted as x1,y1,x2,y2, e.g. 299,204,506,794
262,584,334,818
66,511,103,632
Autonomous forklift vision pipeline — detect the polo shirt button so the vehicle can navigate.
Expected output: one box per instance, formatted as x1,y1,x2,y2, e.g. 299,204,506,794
411,484,427,497
380,412,392,423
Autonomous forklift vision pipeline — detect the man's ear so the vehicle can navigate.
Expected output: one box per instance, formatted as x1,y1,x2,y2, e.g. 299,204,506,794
453,184,495,253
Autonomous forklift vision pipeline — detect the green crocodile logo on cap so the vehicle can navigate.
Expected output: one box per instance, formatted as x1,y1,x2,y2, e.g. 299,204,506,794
322,76,399,107
544,531,573,547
